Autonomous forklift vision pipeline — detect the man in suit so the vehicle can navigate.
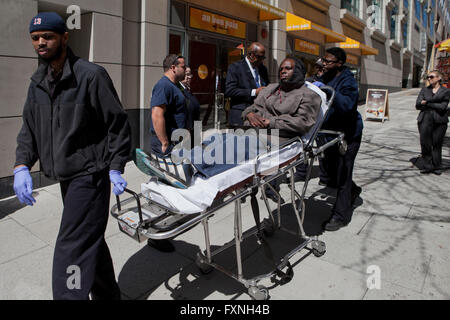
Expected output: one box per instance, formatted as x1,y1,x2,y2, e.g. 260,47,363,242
225,42,269,127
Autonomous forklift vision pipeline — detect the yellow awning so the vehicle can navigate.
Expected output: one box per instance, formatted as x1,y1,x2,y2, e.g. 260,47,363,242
234,0,285,21
435,38,450,52
339,37,379,55
286,12,346,43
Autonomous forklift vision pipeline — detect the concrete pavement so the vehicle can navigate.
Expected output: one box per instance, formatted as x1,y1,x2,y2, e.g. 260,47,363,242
1,88,449,300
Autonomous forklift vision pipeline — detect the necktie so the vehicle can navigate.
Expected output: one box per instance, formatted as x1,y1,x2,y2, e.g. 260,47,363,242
254,68,261,88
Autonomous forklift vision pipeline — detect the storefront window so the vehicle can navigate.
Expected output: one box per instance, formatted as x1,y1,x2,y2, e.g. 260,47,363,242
414,0,420,20
430,12,434,35
247,23,258,42
170,0,186,27
404,0,409,10
169,31,185,56
341,0,360,16
367,0,382,30
422,5,427,28
390,5,398,40
402,21,408,47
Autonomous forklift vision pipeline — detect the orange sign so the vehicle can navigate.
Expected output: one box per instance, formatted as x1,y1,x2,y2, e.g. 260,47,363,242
198,64,208,80
346,54,359,65
190,7,246,39
294,39,320,56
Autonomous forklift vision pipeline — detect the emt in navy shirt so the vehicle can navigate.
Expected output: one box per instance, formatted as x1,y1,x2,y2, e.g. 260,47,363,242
150,54,187,155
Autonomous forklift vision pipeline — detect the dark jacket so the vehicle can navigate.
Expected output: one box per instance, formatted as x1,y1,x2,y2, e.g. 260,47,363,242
320,67,363,142
15,48,131,181
225,59,269,112
415,85,450,124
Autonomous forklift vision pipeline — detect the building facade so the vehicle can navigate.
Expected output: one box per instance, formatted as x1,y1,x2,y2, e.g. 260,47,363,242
0,0,449,196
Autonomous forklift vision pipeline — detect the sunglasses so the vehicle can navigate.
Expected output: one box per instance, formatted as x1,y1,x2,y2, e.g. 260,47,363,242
426,75,436,79
251,52,266,60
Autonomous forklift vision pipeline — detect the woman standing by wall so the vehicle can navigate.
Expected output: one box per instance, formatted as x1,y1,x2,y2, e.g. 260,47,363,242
415,70,450,175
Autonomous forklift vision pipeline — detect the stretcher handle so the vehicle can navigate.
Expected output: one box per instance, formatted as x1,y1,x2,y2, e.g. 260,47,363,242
115,188,144,226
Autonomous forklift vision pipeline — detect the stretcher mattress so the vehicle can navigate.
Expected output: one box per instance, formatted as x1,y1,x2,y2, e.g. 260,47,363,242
141,141,303,214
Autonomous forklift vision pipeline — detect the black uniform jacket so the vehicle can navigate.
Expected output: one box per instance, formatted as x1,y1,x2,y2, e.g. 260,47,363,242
15,48,131,181
415,85,450,124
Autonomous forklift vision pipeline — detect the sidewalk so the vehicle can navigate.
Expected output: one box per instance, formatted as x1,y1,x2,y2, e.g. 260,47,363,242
1,88,449,300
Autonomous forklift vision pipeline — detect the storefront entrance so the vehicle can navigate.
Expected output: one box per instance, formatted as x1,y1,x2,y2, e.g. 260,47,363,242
189,34,244,105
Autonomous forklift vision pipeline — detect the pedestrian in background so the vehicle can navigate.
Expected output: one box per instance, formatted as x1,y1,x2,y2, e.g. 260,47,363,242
14,12,131,299
179,65,200,133
415,70,450,175
225,42,269,127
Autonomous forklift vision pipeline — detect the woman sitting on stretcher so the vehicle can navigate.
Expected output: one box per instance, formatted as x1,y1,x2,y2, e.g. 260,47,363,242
242,57,322,142
241,57,322,202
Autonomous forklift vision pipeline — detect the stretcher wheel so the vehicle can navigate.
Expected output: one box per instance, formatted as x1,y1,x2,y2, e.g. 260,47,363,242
312,248,326,257
248,285,269,300
311,240,326,257
195,255,213,274
338,140,347,155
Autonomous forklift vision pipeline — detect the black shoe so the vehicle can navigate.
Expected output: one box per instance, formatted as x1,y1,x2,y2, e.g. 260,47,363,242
319,180,337,188
351,185,362,205
293,174,306,182
147,239,175,252
324,217,348,232
433,169,442,175
420,169,433,174
261,190,285,204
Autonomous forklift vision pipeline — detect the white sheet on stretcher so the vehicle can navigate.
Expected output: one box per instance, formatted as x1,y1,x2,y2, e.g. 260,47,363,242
141,141,303,214
141,82,327,215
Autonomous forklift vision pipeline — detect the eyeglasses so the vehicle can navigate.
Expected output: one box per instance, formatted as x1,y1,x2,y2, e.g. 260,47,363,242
426,75,436,79
322,58,339,64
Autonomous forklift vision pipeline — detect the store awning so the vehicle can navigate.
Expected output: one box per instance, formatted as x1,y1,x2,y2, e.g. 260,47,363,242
286,12,346,43
234,0,285,21
339,37,379,55
435,38,450,52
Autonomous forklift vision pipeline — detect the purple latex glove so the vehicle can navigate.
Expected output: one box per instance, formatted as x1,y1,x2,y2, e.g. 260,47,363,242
312,81,325,88
13,166,36,206
109,170,127,195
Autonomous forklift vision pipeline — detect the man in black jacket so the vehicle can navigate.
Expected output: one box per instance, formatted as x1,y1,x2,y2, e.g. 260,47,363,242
314,47,363,232
225,42,269,127
13,12,131,299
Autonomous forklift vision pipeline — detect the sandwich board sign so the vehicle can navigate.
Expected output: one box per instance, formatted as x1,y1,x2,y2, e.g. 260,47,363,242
364,89,389,122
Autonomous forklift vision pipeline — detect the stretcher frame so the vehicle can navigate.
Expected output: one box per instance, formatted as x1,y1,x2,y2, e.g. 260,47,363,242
110,86,345,300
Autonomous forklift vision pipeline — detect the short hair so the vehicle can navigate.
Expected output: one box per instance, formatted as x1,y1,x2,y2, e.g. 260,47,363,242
163,54,184,71
326,47,347,64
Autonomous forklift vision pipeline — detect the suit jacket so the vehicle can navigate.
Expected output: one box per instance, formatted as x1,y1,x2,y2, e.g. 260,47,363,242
225,59,269,112
416,86,450,124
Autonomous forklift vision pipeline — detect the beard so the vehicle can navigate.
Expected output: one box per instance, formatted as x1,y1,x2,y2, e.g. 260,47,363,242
36,42,64,64
321,67,338,84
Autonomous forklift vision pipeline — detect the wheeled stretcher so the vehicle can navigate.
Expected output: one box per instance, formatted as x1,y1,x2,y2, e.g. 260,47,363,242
110,84,345,300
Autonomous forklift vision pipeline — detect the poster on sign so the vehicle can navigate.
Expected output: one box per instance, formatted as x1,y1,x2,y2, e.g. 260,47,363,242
364,89,389,122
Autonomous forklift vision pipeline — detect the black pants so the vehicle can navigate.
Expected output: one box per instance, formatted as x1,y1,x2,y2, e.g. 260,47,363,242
228,108,245,127
418,121,447,171
321,136,362,224
52,170,120,300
